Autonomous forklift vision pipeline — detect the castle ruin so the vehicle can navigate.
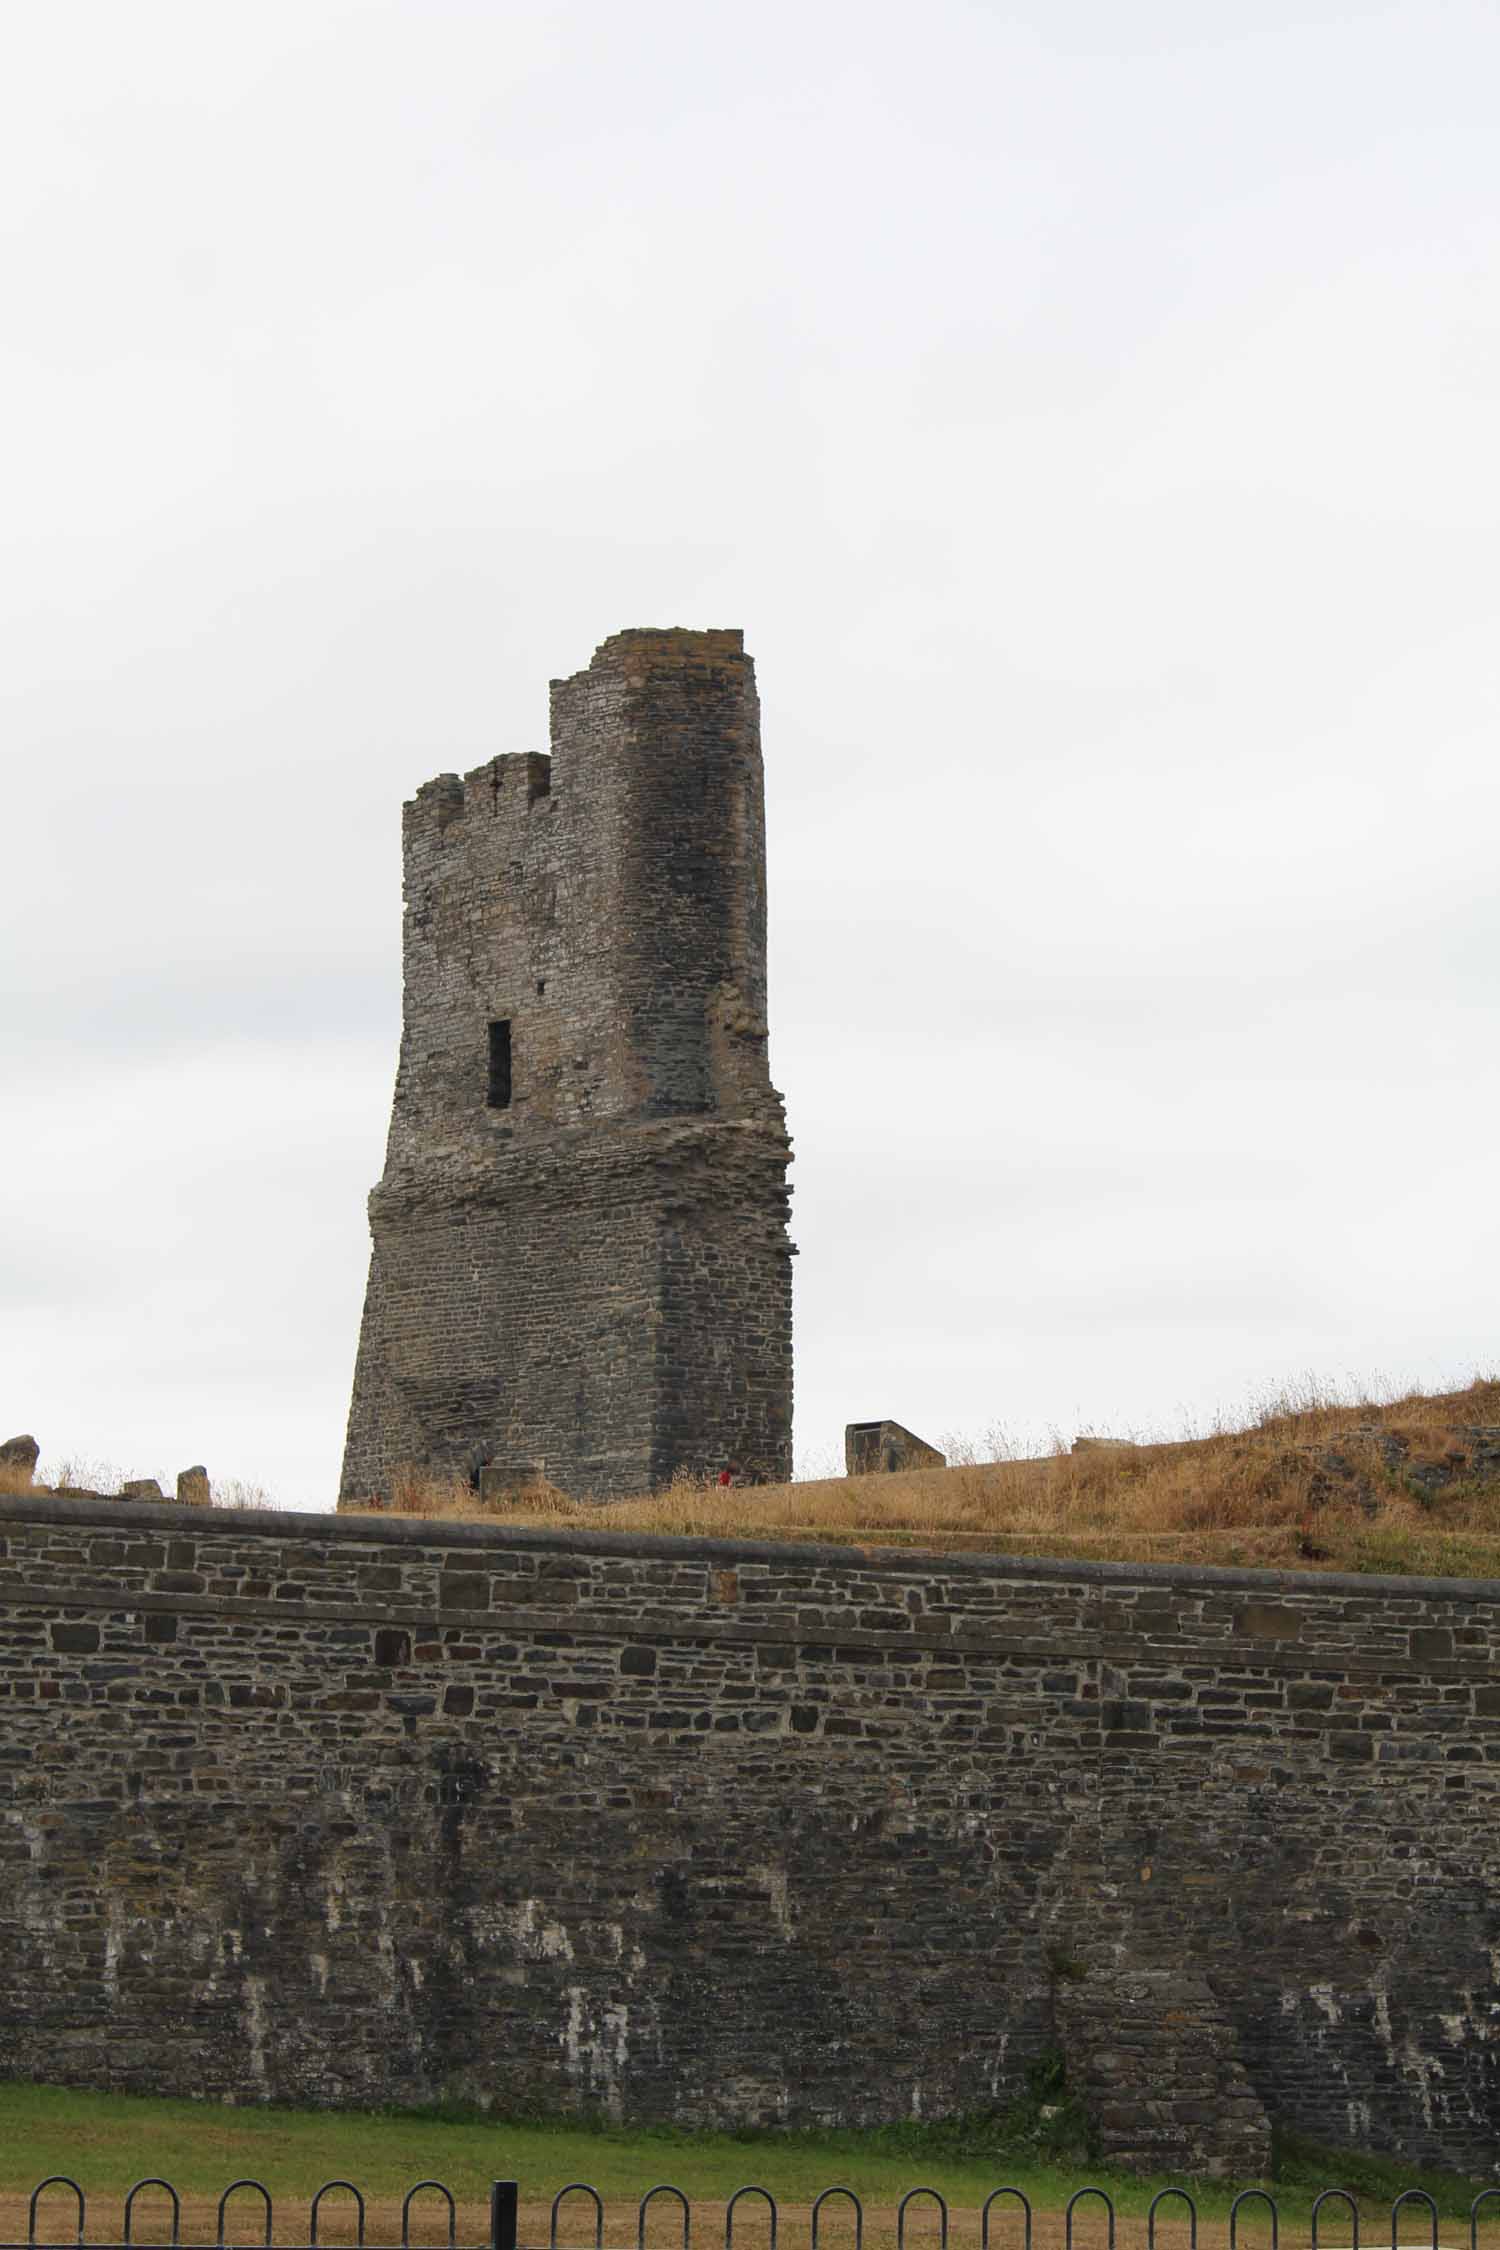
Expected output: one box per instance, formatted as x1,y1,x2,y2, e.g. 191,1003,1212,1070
340,629,794,1504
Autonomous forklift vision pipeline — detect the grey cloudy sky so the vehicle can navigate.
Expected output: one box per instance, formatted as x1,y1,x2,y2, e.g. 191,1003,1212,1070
3,0,1497,1505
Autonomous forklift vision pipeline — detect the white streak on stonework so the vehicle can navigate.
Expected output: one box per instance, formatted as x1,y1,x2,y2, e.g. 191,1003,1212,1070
561,1987,630,2120
505,1899,574,1961
102,1907,123,2005
1440,1991,1494,2043
243,1976,271,2093
751,1865,793,1940
377,1928,400,2010
1402,2038,1443,2128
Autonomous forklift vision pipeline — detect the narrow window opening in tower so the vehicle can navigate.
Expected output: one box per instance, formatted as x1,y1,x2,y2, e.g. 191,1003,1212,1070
487,1021,513,1109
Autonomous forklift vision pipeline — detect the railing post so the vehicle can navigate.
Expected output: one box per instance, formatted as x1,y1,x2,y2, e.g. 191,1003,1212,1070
492,2184,520,2250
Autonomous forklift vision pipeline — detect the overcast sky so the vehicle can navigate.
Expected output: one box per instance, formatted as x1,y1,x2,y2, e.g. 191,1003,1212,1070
3,0,1497,1505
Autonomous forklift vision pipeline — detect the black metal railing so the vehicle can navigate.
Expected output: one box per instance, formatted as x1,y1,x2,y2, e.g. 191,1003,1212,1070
11,2176,1500,2250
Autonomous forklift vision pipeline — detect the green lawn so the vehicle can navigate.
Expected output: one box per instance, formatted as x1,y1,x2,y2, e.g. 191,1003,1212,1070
0,2084,1495,2236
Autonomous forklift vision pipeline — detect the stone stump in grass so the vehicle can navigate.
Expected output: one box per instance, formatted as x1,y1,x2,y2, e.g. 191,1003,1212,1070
0,1434,39,1485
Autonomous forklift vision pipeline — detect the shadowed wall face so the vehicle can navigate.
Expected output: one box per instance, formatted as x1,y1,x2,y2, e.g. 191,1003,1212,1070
340,630,794,1503
3,1495,1499,2177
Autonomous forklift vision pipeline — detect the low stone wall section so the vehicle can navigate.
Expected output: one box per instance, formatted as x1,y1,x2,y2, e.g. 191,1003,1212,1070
1,1494,1497,2171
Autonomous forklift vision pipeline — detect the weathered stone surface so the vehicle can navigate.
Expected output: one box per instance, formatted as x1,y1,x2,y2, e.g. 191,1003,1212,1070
2,1489,1499,2173
119,1478,163,1501
1054,1969,1269,2177
341,630,794,1505
0,1434,38,1478
175,1466,211,1506
845,1419,946,1474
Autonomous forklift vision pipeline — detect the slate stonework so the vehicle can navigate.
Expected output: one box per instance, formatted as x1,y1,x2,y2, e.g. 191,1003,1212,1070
2,1491,1498,2172
340,629,794,1504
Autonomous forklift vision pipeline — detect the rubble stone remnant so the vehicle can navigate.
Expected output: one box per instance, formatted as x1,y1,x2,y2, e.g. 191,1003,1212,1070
176,1466,211,1506
120,1478,164,1502
341,629,795,1504
845,1419,947,1475
0,1435,39,1481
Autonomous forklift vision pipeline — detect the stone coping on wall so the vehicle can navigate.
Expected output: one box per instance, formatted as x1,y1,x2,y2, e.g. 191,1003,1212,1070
4,1488,1500,1607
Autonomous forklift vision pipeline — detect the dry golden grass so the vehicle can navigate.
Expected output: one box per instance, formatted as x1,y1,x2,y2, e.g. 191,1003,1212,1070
384,1462,575,1518
348,1376,1500,1577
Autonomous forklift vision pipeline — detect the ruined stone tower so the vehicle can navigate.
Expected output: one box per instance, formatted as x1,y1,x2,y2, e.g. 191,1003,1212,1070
340,629,794,1503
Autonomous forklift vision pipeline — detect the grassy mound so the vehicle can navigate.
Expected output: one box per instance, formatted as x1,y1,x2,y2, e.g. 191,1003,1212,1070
352,1375,1500,1577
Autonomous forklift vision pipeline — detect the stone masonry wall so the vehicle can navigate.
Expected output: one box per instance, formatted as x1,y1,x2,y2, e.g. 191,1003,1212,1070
3,1493,1499,2173
341,630,793,1503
